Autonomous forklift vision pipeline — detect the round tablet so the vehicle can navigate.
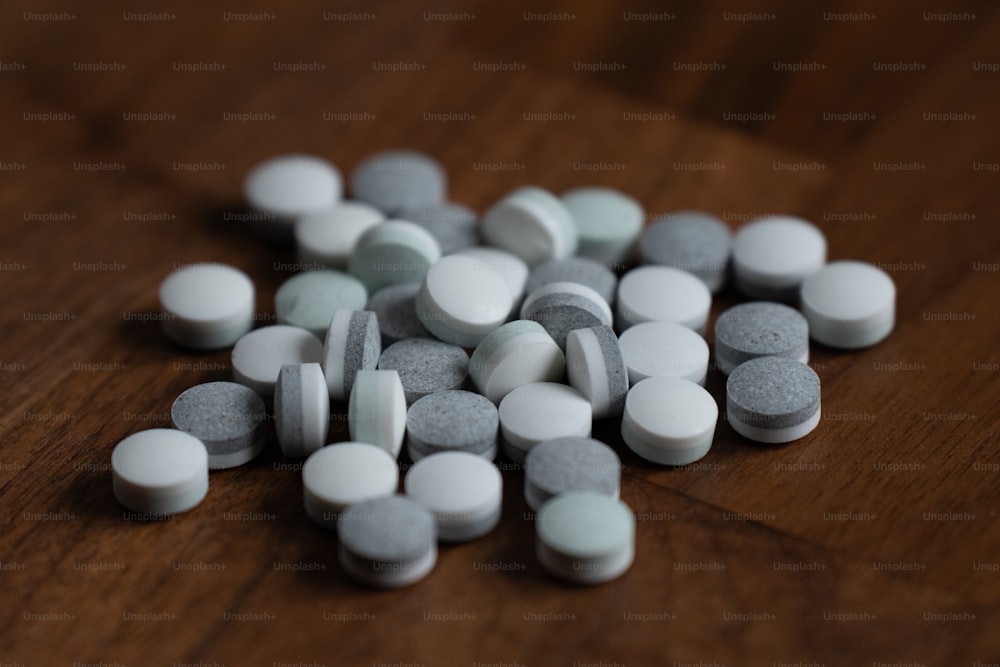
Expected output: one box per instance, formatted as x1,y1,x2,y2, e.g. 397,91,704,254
469,320,566,404
732,216,826,301
618,321,709,386
525,257,618,307
565,325,629,419
274,270,368,339
536,492,634,585
498,382,591,463
365,283,429,347
274,363,330,458
404,452,503,542
348,369,407,458
158,263,255,350
416,255,512,347
726,356,821,444
561,187,644,265
170,382,267,469
481,186,577,265
323,309,381,401
406,390,499,461
338,495,437,588
616,265,711,333
622,377,718,465
714,302,809,376
302,442,399,527
396,201,479,255
231,325,324,398
348,220,442,293
377,338,469,405
524,437,621,512
800,260,895,349
244,153,342,220
111,429,209,516
454,246,530,306
294,201,385,270
350,150,447,214
520,281,612,349
639,211,732,293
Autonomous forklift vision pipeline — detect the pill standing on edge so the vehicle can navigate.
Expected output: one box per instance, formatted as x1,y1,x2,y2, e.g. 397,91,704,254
523,437,621,512
170,381,267,469
112,429,209,516
469,320,566,404
274,270,368,339
416,254,513,348
565,325,629,419
621,376,718,465
350,149,447,214
231,325,324,399
404,452,503,542
714,301,809,376
800,260,895,349
406,390,499,462
302,442,399,528
726,356,821,444
498,382,592,464
377,338,469,406
323,309,381,402
274,363,330,459
561,186,644,265
348,369,407,458
639,211,732,293
348,220,442,294
618,320,709,386
481,186,577,265
616,265,711,333
732,215,826,302
294,201,385,270
158,263,255,350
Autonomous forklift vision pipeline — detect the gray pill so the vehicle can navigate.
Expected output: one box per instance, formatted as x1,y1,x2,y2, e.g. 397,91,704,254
396,201,479,255
274,363,329,458
324,310,381,401
520,282,612,349
524,437,621,512
526,257,618,306
714,302,809,376
365,283,430,347
170,381,267,469
337,495,437,588
565,325,629,419
726,356,821,444
639,211,732,293
378,338,469,405
406,390,499,461
350,150,447,214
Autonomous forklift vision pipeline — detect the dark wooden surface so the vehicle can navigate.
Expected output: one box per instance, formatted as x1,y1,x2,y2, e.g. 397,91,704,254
2,1,999,664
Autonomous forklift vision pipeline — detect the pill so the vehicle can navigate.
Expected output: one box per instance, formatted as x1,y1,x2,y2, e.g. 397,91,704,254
498,382,591,463
621,377,718,465
799,260,895,349
231,325,324,398
468,320,566,404
323,309,381,402
350,149,447,214
520,281,612,349
406,390,499,461
274,363,330,458
274,270,368,339
732,215,826,301
523,437,621,512
337,495,437,588
365,283,430,347
158,263,255,350
726,356,821,444
111,429,209,516
453,246,530,306
404,452,503,542
348,369,407,458
535,492,634,585
525,257,618,306
377,338,469,405
714,302,809,376
302,442,399,528
395,201,479,255
348,219,442,293
244,154,342,237
616,265,711,333
481,186,577,265
639,211,732,293
294,201,385,270
565,325,629,419
618,320,709,386
170,381,267,469
561,186,644,265
415,255,513,347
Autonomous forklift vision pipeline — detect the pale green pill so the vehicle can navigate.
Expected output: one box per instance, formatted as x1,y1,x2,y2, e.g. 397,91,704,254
348,369,407,459
561,187,644,266
349,220,442,293
275,270,368,338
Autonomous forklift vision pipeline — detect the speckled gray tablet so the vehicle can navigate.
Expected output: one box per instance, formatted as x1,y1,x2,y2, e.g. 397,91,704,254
639,211,732,293
395,201,478,255
171,381,267,469
274,270,368,338
523,437,621,512
406,390,499,461
525,257,618,306
726,356,821,444
365,283,429,347
323,310,381,401
350,150,447,214
377,338,469,405
274,363,330,458
565,325,629,419
714,302,809,376
520,282,612,349
337,495,437,588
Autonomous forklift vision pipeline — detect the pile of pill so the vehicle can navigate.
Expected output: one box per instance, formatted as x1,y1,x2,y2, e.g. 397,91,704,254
112,149,896,587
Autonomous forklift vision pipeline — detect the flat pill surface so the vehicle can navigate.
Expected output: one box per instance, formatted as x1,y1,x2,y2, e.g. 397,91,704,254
396,201,478,255
454,246,530,305
525,257,618,307
377,338,469,405
469,320,566,404
618,320,709,386
349,220,442,293
565,325,629,419
112,429,209,516
726,356,821,444
498,382,591,463
274,270,368,339
348,369,407,457
732,216,826,301
274,363,330,458
536,492,635,585
294,201,384,270
323,309,381,401
159,263,255,350
639,211,732,293
621,377,718,465
616,265,711,333
350,150,447,214
170,381,267,469
481,186,577,265
800,260,895,349
244,153,342,219
524,437,621,511
561,186,644,265
416,254,512,347
714,301,809,375
231,325,324,398
404,452,503,542
406,390,498,461
365,283,430,346
302,442,399,527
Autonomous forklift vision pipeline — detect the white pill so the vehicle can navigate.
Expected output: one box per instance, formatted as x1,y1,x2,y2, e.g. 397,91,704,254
112,429,209,516
621,377,718,465
274,363,330,458
800,260,895,349
244,153,342,222
294,201,385,270
302,442,399,528
520,281,613,349
348,219,442,293
454,246,530,306
561,186,644,265
616,265,711,333
231,325,324,398
348,369,407,458
498,382,591,463
469,320,566,404
416,255,513,347
536,492,635,585
618,321,709,386
732,216,826,301
481,186,578,265
158,263,255,350
404,452,503,542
